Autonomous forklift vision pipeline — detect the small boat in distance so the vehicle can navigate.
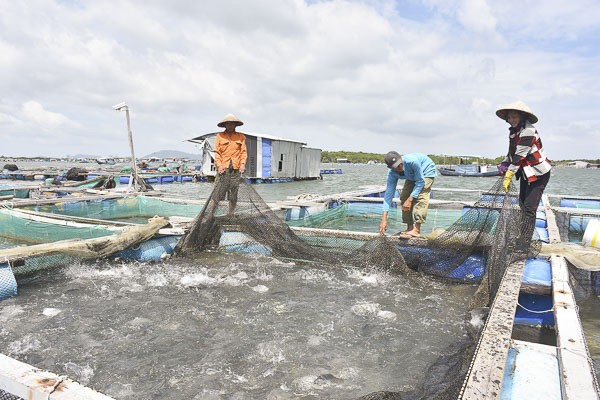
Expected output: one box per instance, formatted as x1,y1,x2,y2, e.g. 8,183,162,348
96,157,116,165
438,155,500,177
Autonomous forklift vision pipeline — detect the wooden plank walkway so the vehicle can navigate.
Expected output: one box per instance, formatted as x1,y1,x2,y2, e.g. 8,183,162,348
543,195,599,399
459,260,525,399
551,256,600,399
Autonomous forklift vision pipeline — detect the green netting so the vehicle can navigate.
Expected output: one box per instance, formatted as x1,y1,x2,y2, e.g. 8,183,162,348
28,196,203,220
0,208,116,243
287,202,465,236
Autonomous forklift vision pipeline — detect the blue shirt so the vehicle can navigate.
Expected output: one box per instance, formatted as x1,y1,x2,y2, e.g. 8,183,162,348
382,153,437,212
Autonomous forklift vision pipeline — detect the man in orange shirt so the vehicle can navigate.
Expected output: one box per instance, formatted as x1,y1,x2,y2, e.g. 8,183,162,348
213,113,247,215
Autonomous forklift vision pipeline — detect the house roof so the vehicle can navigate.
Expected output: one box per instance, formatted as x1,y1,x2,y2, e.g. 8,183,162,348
187,131,307,146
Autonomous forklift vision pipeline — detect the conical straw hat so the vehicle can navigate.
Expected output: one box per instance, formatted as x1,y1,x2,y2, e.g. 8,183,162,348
495,100,538,124
217,114,244,127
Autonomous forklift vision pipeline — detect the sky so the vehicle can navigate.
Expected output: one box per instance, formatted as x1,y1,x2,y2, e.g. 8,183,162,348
1,0,599,160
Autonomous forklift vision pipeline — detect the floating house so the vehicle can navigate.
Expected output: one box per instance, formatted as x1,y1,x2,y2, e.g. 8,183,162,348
187,132,322,181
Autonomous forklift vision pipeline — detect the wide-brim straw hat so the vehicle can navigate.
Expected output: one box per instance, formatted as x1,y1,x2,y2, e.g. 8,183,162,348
496,100,538,124
217,114,244,127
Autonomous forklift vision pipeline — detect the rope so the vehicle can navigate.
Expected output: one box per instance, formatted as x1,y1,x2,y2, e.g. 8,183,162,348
516,302,554,314
46,375,66,399
1,201,15,209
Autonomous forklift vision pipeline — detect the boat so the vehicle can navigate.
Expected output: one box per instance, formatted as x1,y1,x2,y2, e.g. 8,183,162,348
438,155,501,177
62,174,116,189
438,164,501,177
319,168,343,174
96,157,116,165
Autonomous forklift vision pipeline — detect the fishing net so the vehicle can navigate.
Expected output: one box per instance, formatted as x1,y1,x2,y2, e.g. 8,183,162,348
0,389,21,400
553,207,600,243
174,173,543,399
177,174,539,304
549,206,600,299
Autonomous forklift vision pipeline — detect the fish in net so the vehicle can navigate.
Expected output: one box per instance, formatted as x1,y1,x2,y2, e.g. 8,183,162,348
176,174,538,297
174,174,541,399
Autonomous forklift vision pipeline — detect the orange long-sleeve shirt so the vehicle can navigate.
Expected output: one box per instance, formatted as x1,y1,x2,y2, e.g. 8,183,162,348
214,131,247,170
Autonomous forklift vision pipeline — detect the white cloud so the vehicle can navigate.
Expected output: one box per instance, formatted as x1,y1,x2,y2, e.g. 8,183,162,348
458,0,495,30
21,101,71,127
0,0,598,159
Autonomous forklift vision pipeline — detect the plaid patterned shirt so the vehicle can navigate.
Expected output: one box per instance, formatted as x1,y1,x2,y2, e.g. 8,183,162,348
502,121,552,182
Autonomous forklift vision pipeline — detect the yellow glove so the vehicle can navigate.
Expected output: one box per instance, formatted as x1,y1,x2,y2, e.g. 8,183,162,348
503,170,515,192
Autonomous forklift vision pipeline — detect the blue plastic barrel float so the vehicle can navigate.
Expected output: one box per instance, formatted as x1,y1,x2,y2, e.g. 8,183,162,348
514,292,555,327
515,257,554,327
535,210,547,228
535,226,549,243
522,258,552,288
396,245,486,282
114,236,181,262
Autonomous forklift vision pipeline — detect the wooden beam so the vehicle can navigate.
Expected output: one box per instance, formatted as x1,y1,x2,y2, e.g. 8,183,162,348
551,256,600,400
460,260,526,399
0,354,114,399
543,195,562,244
0,217,169,262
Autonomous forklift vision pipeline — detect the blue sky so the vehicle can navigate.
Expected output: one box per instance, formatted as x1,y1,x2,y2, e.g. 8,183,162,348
1,0,599,159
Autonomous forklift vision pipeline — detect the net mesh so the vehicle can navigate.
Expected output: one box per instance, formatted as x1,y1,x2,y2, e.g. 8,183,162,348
27,196,202,220
174,174,542,398
176,174,540,307
0,389,22,400
0,175,545,399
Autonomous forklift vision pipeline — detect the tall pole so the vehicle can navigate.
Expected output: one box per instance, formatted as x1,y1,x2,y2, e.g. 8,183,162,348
124,106,138,192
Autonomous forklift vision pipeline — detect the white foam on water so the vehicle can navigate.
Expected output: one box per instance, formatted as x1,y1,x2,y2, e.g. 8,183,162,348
180,272,219,287
232,271,248,280
119,283,145,293
292,375,324,392
377,310,397,320
66,262,136,281
126,317,153,327
254,268,273,282
292,373,345,393
337,367,359,380
223,274,245,287
146,273,169,287
307,335,326,346
351,302,381,317
346,269,386,286
315,321,335,336
251,284,269,293
256,340,286,364
295,268,334,283
7,334,41,355
64,361,94,385
0,304,25,322
42,307,62,317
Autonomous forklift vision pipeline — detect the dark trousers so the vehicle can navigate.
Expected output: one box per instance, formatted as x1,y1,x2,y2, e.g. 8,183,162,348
519,171,551,240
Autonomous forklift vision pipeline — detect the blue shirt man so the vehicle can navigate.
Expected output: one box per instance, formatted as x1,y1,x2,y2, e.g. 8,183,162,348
380,151,437,238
